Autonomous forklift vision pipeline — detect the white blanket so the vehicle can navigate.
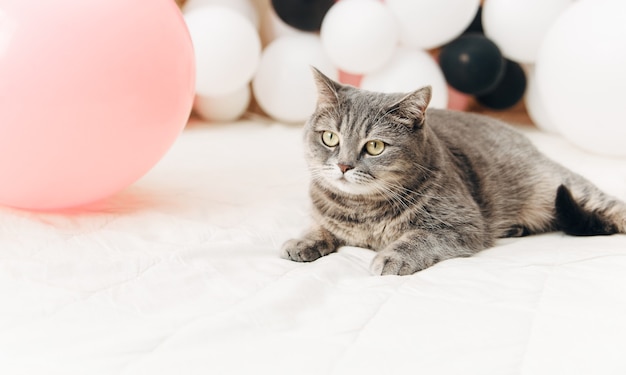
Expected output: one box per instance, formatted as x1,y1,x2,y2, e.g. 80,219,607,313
1,120,626,375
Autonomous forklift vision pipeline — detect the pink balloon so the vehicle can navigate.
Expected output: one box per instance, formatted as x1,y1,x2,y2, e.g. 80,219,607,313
447,85,473,111
0,0,195,210
338,70,363,88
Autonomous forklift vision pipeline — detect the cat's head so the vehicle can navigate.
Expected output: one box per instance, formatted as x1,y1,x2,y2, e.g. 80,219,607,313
304,68,433,197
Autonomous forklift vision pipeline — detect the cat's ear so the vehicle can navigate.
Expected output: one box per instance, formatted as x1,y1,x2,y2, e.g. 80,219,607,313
387,86,432,129
311,66,342,109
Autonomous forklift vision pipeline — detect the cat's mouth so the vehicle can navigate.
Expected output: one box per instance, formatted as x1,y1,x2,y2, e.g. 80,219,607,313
331,175,351,187
328,174,375,196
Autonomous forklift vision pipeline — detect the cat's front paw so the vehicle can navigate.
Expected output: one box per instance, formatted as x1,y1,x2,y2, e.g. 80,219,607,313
280,238,336,263
370,248,438,276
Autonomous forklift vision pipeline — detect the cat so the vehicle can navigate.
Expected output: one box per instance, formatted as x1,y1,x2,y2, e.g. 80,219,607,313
281,68,626,276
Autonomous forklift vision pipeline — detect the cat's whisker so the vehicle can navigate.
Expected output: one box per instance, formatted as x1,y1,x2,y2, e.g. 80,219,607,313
377,179,456,201
372,179,456,229
312,163,459,229
370,179,423,214
378,186,412,213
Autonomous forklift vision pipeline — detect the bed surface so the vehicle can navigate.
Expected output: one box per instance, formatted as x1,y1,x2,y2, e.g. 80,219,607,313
1,120,626,374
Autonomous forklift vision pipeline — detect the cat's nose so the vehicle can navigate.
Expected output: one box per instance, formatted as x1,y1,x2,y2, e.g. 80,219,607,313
338,163,354,173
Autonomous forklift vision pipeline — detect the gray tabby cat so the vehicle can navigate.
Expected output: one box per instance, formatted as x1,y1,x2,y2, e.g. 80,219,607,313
281,68,626,276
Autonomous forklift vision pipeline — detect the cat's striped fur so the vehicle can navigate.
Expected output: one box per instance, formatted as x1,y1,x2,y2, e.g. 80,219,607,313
281,68,626,275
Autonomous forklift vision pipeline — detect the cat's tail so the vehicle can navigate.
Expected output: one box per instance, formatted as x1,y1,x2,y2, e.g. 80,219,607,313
555,184,626,236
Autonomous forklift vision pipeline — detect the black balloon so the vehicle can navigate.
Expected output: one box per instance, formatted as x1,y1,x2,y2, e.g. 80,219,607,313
477,59,527,110
439,34,505,95
271,0,335,32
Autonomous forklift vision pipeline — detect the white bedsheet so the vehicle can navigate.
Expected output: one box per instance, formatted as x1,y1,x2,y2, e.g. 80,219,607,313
1,120,626,375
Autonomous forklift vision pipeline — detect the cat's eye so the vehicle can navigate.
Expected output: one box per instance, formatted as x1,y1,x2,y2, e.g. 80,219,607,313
321,131,339,147
365,140,385,156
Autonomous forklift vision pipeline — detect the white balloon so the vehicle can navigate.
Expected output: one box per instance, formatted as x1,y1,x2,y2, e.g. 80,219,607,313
193,85,251,123
386,0,480,50
184,6,261,96
536,0,626,157
320,0,398,74
524,65,560,133
361,48,448,109
252,35,338,124
182,0,259,29
483,0,573,64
